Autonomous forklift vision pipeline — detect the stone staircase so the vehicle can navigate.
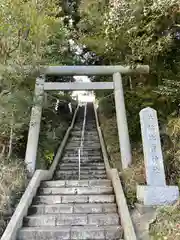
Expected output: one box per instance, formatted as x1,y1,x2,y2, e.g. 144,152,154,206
17,103,123,240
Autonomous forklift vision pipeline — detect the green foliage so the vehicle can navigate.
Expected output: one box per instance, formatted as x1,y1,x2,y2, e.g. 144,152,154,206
163,118,180,187
121,159,145,206
150,202,180,240
77,0,180,103
37,93,75,169
0,0,74,234
0,0,71,159
0,0,59,64
0,157,27,236
98,94,115,118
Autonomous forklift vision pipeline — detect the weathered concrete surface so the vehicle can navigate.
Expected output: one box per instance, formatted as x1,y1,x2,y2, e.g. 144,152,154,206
139,107,166,186
137,185,179,206
110,169,137,240
25,77,45,175
113,72,132,169
44,65,149,75
131,204,157,240
18,226,123,240
44,81,114,90
138,107,179,205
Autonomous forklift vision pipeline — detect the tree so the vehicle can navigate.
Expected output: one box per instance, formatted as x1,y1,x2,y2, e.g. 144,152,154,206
0,0,70,158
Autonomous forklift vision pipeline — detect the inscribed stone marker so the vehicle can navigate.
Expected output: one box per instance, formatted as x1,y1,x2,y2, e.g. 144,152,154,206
139,107,166,186
137,107,179,205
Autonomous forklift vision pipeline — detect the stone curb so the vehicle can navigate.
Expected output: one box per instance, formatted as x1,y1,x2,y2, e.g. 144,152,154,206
110,169,137,240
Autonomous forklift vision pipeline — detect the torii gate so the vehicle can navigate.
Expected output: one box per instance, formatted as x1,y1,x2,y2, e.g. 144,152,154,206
25,65,149,175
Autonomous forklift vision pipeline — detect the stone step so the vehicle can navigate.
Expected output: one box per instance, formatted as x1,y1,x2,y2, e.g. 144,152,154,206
74,127,97,130
69,132,98,135
62,155,102,159
71,131,98,136
60,159,103,164
65,146,101,150
63,152,101,156
68,141,100,145
65,147,101,150
66,146,101,149
70,137,99,141
71,130,97,134
61,156,102,161
69,140,100,143
58,166,104,171
63,152,102,157
33,194,115,204
74,122,96,125
67,139,100,143
54,174,107,180
62,156,102,160
64,148,101,151
59,162,105,167
66,141,101,148
57,165,105,171
54,172,106,180
41,180,112,188
18,225,123,240
38,186,113,195
73,130,97,133
29,203,117,214
55,170,106,176
24,213,120,227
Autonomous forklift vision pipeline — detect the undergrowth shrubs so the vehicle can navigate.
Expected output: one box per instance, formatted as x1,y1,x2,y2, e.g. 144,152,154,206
0,158,27,236
150,118,180,239
99,114,121,170
99,112,146,206
120,150,145,207
150,201,180,240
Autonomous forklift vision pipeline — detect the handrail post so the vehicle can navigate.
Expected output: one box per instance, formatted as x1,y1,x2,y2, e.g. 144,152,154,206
78,148,81,181
78,103,87,180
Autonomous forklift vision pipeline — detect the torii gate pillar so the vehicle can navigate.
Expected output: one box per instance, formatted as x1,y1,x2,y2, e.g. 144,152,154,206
25,77,45,175
114,72,132,169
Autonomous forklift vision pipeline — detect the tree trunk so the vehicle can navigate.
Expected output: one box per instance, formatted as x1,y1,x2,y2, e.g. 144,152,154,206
7,113,14,159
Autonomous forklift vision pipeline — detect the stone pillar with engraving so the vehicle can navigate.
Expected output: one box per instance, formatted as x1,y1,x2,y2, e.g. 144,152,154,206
137,107,179,205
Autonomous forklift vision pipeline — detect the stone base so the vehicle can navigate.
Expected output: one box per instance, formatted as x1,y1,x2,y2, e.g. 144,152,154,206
137,185,179,206
134,203,157,215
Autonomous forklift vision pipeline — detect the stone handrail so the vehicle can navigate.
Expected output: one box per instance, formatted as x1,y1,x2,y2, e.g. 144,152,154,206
1,105,79,240
78,103,87,180
93,102,137,240
80,103,87,148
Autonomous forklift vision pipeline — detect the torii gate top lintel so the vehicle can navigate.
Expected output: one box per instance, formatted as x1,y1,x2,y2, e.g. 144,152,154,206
43,65,149,76
41,65,149,90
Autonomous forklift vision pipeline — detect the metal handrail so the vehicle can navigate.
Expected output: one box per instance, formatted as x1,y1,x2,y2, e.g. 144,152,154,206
78,103,87,180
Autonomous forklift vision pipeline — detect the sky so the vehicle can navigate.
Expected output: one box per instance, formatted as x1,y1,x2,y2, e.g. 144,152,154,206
72,76,95,102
